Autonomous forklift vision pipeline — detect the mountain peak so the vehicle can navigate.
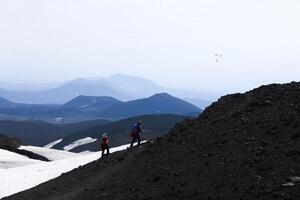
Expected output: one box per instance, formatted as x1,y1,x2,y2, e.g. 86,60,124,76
108,74,162,95
149,93,173,99
63,95,122,108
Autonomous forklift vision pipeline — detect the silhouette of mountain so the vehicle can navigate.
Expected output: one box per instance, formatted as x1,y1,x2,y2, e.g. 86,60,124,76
96,93,202,119
0,93,200,123
0,79,129,104
50,79,129,102
0,74,215,105
108,74,164,98
63,95,122,109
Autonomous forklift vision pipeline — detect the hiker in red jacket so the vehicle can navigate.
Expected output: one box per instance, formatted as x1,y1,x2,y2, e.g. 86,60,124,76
130,121,144,148
101,133,109,157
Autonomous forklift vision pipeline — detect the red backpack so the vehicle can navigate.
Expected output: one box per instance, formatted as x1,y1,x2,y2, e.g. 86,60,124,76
102,137,109,146
130,124,138,138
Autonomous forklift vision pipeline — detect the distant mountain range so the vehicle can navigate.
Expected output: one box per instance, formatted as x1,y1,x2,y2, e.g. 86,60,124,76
51,114,189,152
92,93,201,119
0,74,215,107
0,93,201,123
108,74,164,98
0,78,129,104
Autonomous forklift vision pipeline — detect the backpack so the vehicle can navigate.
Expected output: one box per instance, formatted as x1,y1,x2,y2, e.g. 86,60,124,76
130,124,138,138
101,137,109,148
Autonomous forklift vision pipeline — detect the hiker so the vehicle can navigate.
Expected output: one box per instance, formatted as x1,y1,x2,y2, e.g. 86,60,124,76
101,133,109,157
130,121,144,148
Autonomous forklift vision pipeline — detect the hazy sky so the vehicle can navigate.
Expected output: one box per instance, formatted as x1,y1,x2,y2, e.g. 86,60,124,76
0,0,299,93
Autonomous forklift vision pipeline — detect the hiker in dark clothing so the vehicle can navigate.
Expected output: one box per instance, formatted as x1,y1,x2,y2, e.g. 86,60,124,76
130,121,144,148
101,133,109,157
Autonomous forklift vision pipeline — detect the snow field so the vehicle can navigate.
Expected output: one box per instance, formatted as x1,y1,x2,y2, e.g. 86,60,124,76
0,143,132,199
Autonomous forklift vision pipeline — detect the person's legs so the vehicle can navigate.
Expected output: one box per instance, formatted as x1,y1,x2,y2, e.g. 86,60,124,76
106,146,110,157
101,147,105,157
102,145,109,157
130,136,137,148
137,135,141,146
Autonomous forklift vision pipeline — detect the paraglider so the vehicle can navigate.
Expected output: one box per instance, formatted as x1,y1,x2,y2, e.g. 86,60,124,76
214,53,223,62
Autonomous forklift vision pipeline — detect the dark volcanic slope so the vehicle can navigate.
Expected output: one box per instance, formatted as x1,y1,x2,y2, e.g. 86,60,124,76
0,133,21,149
6,82,300,200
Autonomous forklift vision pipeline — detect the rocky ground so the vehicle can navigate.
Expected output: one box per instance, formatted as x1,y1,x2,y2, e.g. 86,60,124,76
5,82,300,200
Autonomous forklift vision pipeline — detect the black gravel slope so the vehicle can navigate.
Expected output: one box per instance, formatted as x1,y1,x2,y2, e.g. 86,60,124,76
5,82,300,200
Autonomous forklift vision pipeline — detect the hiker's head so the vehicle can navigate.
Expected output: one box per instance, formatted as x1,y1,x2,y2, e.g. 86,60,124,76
138,121,142,125
102,133,107,137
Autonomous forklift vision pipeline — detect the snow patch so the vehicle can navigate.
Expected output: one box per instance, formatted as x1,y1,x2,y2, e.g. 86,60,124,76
55,117,63,122
0,149,42,169
63,137,98,151
80,104,89,108
43,139,63,149
19,146,79,161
